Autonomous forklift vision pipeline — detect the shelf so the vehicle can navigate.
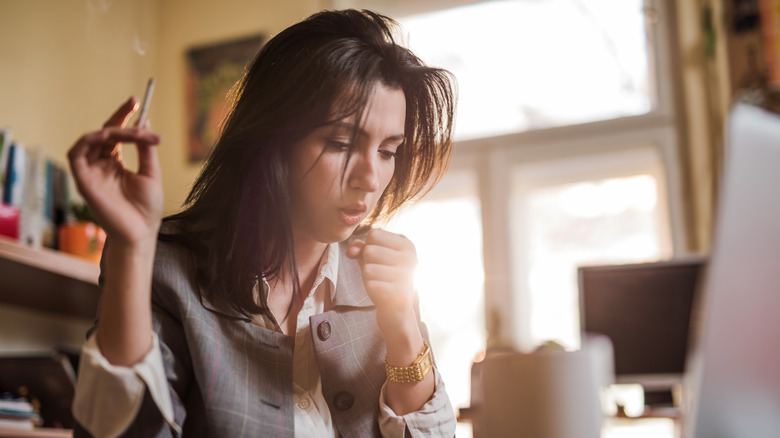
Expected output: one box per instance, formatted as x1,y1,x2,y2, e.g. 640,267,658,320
0,235,100,319
0,427,72,437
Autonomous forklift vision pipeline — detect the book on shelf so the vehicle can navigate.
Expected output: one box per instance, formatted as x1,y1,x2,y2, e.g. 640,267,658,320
51,164,67,247
2,142,27,208
0,129,11,199
0,352,76,429
0,397,43,430
0,202,19,239
21,146,46,249
0,135,24,240
0,134,73,248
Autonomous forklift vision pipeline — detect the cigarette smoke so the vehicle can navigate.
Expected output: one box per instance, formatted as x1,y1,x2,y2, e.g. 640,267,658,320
132,31,148,56
85,0,149,57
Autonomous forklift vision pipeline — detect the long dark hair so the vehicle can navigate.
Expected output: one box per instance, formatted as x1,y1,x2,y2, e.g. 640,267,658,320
163,9,456,319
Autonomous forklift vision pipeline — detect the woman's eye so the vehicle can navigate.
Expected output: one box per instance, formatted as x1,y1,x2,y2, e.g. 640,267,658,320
379,149,396,160
326,139,350,150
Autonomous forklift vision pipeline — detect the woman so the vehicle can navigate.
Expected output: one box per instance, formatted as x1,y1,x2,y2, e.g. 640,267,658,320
68,9,456,437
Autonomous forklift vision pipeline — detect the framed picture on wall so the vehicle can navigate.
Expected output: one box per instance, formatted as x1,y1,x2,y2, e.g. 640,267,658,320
185,34,265,162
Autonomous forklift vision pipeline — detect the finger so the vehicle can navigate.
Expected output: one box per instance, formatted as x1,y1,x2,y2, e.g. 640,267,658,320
103,97,139,128
346,239,365,259
67,131,107,168
366,228,413,252
362,263,406,283
70,128,160,166
102,97,139,158
136,142,161,179
68,131,104,163
104,128,160,165
68,142,93,191
361,244,407,266
69,151,111,202
99,127,161,145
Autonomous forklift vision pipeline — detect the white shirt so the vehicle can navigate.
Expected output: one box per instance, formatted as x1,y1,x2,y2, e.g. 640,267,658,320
73,242,410,437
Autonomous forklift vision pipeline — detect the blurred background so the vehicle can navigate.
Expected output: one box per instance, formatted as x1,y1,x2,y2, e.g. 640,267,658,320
0,0,771,436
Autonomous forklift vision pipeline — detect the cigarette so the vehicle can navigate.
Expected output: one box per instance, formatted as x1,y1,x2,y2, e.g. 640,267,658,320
137,77,155,128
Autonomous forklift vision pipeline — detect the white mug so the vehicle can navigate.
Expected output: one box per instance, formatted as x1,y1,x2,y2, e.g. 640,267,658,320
476,334,614,438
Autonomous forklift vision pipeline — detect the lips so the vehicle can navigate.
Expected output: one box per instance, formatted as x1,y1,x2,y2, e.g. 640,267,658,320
338,203,368,226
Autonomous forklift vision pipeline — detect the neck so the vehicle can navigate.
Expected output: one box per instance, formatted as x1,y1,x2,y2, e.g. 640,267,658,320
290,235,328,289
264,235,327,331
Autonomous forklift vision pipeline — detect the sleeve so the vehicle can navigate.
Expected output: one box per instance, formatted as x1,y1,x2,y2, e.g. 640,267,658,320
71,238,194,438
72,332,181,438
377,367,456,438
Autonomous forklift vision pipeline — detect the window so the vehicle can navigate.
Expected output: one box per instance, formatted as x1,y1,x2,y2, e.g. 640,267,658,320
402,0,655,140
510,147,672,350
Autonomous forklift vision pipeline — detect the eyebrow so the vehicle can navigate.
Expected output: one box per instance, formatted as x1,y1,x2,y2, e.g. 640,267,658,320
328,121,405,143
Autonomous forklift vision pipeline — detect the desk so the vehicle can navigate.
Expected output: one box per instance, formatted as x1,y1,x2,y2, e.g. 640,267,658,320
604,417,677,438
459,407,680,438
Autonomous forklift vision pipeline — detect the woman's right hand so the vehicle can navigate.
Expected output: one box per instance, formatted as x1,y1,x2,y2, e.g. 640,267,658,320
67,97,163,249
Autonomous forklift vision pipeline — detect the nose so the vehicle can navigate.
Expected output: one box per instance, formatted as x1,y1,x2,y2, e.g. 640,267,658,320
347,149,379,192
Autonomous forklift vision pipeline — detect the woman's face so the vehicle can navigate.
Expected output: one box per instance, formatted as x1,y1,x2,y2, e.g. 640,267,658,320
288,83,406,244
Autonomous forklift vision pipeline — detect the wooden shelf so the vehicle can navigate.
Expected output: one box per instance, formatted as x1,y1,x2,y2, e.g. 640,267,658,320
0,427,72,437
0,235,100,319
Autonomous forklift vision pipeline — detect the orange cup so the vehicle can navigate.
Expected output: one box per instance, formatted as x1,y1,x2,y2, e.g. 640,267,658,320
58,222,106,264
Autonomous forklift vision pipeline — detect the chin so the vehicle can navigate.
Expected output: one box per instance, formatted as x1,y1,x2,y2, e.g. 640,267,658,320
316,225,358,244
335,226,360,243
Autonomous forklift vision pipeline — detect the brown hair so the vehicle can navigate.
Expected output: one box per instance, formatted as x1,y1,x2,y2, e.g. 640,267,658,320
163,9,456,318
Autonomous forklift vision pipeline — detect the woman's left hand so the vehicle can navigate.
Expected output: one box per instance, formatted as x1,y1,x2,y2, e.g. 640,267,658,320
346,229,420,334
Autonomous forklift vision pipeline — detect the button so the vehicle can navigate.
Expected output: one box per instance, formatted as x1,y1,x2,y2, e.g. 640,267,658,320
333,391,354,411
317,321,332,341
297,397,310,410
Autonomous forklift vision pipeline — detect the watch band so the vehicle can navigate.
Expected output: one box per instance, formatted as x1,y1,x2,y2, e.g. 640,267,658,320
385,341,433,383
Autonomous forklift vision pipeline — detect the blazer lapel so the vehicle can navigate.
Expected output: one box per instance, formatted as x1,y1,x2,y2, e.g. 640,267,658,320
332,240,375,309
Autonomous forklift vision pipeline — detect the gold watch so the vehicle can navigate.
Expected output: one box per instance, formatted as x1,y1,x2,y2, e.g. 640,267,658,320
385,341,433,383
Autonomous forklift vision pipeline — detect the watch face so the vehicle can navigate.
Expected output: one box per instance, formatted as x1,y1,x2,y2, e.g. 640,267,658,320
420,349,433,375
422,353,433,368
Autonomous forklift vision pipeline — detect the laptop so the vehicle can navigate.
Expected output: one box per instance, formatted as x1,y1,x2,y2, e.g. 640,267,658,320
684,103,780,437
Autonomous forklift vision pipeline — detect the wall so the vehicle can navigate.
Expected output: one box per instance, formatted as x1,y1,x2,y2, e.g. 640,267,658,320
0,0,157,183
154,0,323,213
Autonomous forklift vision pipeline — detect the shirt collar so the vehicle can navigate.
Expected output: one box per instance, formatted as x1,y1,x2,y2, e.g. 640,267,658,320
314,242,339,303
199,240,374,320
